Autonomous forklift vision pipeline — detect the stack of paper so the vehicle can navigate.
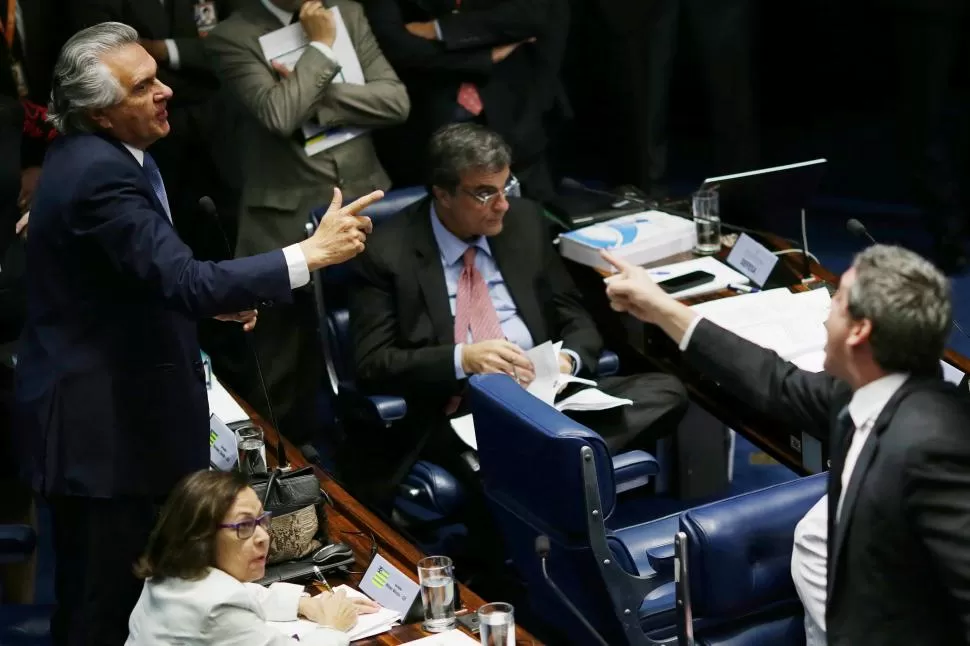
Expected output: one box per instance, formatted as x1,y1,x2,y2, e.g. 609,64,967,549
691,287,831,372
267,585,401,642
558,210,696,271
207,376,248,425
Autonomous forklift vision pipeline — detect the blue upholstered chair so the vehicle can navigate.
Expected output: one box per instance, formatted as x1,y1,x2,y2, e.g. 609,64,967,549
0,524,52,646
306,187,464,522
468,373,826,645
674,473,827,646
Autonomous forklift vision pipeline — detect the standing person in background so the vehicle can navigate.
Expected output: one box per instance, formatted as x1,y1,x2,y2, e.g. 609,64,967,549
16,22,382,645
889,0,969,273
364,0,570,203
597,0,757,200
206,0,409,445
70,0,244,260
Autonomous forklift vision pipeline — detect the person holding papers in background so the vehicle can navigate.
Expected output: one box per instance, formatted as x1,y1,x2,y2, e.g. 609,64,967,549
127,470,379,646
603,244,970,646
206,0,409,443
347,123,688,511
15,23,383,645
363,0,570,202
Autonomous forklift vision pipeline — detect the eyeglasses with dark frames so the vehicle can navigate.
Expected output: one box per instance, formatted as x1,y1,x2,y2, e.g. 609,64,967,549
218,511,272,540
461,174,520,207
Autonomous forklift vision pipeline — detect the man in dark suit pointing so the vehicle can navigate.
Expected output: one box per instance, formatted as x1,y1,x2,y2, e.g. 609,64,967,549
15,22,382,646
604,245,970,646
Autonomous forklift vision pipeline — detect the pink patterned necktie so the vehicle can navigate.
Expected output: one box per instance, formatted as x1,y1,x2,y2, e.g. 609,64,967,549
453,247,503,343
446,247,503,415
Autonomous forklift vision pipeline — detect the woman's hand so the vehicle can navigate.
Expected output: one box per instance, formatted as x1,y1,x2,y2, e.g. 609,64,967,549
298,588,379,631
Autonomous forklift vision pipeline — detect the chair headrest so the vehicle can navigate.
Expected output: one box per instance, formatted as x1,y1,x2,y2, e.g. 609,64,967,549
360,186,428,223
681,472,828,619
468,374,617,534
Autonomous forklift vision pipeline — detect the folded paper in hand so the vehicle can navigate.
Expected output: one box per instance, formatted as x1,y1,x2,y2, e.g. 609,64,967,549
257,7,369,156
451,340,632,450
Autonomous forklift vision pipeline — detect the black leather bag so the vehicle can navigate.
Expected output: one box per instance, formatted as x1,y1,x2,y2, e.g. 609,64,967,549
248,439,327,564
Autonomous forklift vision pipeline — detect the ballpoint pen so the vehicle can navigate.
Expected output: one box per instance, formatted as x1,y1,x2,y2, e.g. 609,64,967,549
313,565,334,593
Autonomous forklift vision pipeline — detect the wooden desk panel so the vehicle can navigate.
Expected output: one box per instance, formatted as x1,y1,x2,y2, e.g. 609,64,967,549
230,392,541,645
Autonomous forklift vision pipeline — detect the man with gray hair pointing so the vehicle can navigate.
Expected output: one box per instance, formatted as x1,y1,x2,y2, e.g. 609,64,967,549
14,22,382,645
603,244,970,646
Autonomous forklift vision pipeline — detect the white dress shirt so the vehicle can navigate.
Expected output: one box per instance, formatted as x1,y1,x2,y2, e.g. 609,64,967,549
681,315,909,646
259,0,339,63
126,567,348,646
122,143,309,289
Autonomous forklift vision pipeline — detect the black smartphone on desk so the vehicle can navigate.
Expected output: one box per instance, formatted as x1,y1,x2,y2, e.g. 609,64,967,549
656,270,716,294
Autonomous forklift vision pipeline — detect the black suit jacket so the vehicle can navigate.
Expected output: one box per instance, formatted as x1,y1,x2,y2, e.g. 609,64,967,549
70,0,236,107
348,197,602,479
14,133,292,499
685,319,970,645
363,0,570,183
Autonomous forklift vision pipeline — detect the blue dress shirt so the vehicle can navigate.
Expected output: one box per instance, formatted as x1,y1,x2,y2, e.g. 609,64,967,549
430,207,580,378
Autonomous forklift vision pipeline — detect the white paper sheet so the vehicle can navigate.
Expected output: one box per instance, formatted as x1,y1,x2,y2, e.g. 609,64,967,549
450,414,477,451
555,388,632,412
691,288,831,364
266,585,401,642
524,340,563,405
207,376,248,425
645,256,750,299
401,629,481,645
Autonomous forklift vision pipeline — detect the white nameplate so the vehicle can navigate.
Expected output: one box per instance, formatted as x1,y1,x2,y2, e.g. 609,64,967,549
359,553,422,619
726,233,779,287
209,414,238,471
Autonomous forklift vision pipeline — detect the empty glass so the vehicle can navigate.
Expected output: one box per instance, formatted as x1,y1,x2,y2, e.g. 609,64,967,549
692,188,721,255
235,424,267,476
418,555,456,632
478,602,515,646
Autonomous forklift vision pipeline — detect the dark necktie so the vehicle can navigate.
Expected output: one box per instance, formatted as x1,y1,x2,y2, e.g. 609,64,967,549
143,152,172,222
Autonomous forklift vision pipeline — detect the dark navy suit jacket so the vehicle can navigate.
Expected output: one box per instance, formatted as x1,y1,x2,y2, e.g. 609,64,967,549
15,133,293,499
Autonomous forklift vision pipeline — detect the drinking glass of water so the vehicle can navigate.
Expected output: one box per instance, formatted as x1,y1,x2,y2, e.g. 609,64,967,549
235,424,267,477
692,188,721,255
417,555,456,632
478,602,515,646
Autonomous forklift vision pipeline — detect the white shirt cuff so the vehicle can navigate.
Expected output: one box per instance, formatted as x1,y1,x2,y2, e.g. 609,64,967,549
282,244,311,289
561,349,581,375
454,344,467,379
309,41,339,64
678,315,703,352
433,20,443,40
164,39,180,70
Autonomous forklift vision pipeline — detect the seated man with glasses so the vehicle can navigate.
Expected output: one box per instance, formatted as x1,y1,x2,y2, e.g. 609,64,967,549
346,123,688,511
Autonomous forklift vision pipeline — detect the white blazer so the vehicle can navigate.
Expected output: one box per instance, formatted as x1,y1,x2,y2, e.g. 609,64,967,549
126,567,349,646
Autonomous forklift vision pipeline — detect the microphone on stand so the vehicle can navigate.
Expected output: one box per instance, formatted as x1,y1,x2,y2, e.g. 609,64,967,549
534,536,610,646
199,195,295,468
559,177,653,208
845,218,877,245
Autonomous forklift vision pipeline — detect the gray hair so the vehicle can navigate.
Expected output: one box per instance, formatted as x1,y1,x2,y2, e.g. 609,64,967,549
47,22,138,134
428,123,512,192
848,244,951,376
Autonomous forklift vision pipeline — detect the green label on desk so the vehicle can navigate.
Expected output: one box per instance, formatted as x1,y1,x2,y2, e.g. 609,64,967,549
359,553,420,618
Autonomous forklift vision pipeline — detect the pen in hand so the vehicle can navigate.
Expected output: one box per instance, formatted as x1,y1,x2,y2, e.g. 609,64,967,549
313,565,334,593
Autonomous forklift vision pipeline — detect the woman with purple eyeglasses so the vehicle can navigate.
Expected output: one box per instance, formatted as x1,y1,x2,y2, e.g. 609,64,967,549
126,470,378,645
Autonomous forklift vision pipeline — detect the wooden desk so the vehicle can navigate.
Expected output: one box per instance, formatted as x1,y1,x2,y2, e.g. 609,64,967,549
603,231,970,476
229,392,541,645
